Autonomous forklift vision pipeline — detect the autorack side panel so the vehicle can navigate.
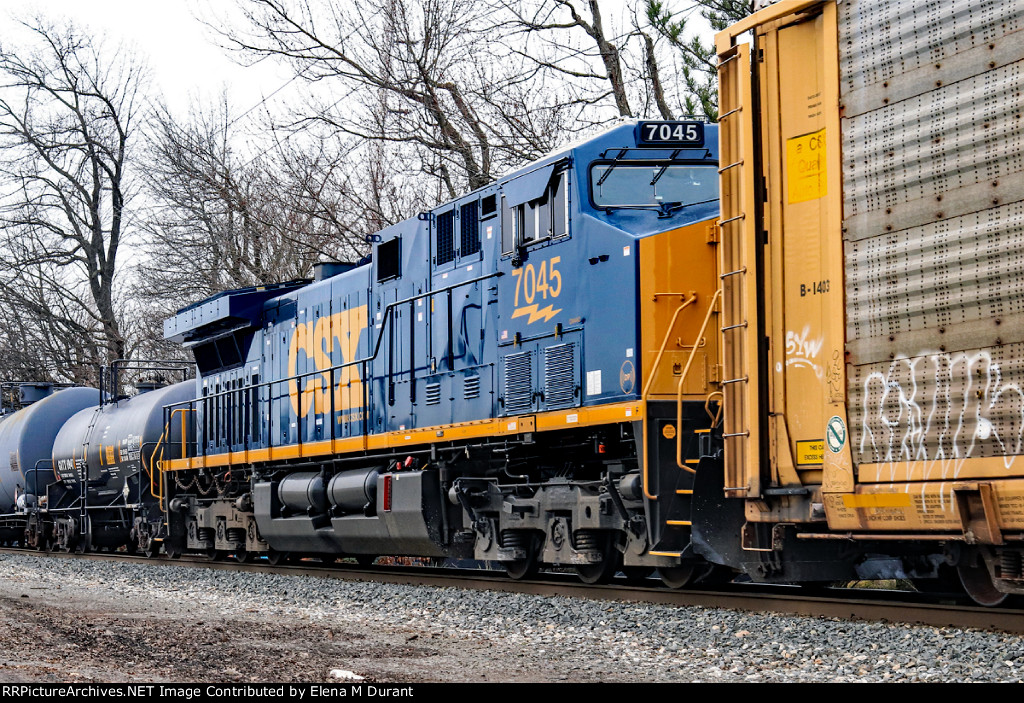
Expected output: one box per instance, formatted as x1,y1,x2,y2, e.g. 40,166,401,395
841,0,1024,487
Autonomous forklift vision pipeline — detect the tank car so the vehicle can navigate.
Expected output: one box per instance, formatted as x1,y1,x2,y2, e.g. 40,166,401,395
159,118,726,582
0,384,98,548
51,379,193,553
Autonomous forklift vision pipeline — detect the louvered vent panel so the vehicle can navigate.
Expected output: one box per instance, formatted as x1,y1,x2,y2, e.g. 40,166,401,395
436,210,455,266
464,375,480,400
425,382,442,405
544,343,576,408
503,352,533,414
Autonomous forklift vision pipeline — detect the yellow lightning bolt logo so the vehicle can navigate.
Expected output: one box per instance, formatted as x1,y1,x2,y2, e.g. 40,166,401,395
511,304,562,324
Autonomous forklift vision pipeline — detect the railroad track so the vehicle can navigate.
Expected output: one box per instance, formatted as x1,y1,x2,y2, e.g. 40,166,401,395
2,546,1021,635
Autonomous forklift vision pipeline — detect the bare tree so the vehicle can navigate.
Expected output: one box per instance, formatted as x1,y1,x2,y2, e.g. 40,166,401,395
644,0,753,120
499,0,635,119
0,18,145,380
139,97,380,321
211,0,569,199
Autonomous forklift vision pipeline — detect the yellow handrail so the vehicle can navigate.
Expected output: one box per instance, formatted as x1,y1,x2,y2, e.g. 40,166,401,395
640,294,698,500
144,427,168,508
675,288,723,474
145,407,195,511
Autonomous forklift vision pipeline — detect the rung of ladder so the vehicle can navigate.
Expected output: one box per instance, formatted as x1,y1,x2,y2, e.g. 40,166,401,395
721,376,749,385
649,551,683,557
676,489,694,495
717,54,740,69
693,428,711,434
684,459,700,465
723,431,750,438
721,321,748,332
720,267,747,278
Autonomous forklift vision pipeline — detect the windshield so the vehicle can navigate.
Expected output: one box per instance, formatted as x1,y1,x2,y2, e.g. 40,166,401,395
590,164,718,208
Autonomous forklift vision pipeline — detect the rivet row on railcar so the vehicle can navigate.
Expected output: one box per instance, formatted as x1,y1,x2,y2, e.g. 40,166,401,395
158,119,725,584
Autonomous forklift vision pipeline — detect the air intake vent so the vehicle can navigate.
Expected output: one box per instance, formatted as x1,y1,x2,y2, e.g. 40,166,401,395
503,351,533,414
464,375,480,400
425,382,442,405
544,343,576,408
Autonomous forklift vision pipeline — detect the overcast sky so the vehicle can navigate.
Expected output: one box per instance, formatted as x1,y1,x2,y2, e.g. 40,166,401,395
0,0,293,122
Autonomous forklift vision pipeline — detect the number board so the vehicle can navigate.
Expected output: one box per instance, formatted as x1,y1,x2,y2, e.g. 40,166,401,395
636,121,704,147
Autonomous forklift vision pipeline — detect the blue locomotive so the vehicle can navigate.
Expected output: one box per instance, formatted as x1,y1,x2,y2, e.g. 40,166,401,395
154,119,725,583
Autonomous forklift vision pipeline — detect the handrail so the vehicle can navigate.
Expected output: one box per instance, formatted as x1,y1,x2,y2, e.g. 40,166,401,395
676,289,723,474
641,293,698,500
145,428,168,509
161,270,504,462
149,407,194,509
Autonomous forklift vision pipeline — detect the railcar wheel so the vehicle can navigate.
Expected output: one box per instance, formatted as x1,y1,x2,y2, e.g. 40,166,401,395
659,564,697,589
208,549,229,562
233,550,254,564
958,560,1008,607
355,555,376,567
266,550,289,566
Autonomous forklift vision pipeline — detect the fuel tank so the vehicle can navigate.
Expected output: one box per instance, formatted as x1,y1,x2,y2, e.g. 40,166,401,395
52,381,194,506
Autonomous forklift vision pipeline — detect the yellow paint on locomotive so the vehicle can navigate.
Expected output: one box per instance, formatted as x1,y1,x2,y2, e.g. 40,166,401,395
638,220,721,400
286,305,368,417
160,401,644,472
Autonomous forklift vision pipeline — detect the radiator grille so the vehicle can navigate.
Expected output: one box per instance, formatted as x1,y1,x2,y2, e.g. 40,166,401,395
436,210,455,266
503,352,533,414
544,343,576,408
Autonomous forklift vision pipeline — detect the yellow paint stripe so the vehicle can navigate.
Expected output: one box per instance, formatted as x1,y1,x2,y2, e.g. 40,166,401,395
666,520,692,526
676,489,693,495
164,401,645,471
842,493,913,509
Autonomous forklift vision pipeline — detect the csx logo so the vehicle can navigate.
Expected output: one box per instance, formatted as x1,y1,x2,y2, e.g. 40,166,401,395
287,306,368,418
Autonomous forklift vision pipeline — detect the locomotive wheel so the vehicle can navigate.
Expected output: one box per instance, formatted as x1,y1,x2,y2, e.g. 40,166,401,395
165,543,183,559
575,543,620,585
659,564,698,589
143,540,160,559
506,556,539,580
958,560,1008,607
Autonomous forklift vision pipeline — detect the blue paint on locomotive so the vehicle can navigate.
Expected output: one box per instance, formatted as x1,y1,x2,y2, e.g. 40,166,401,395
165,120,720,457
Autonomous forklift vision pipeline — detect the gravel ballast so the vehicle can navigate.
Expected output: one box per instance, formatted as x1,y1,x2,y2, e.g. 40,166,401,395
0,553,1021,683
